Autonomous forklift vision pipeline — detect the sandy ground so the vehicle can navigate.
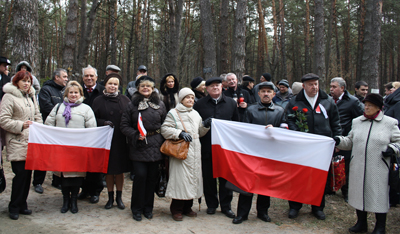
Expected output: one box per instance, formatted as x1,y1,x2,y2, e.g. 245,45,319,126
1,162,400,234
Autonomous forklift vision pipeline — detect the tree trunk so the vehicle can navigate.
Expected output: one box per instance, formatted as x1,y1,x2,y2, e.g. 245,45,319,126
342,0,351,81
62,0,78,76
279,0,286,79
356,0,366,82
168,0,183,74
271,0,279,76
325,0,336,80
126,0,136,84
12,0,39,76
138,0,148,65
304,0,311,74
219,0,229,74
0,0,10,55
361,0,382,90
199,0,217,79
109,0,118,64
232,0,247,80
313,0,326,89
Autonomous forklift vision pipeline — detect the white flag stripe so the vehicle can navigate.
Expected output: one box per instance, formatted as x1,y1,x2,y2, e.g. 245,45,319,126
211,119,335,171
29,122,114,149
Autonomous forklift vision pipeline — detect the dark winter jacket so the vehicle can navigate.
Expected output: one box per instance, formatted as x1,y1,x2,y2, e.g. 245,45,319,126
384,87,400,128
335,90,364,136
120,92,167,162
244,101,285,127
92,94,131,174
285,89,342,137
272,89,294,109
159,73,180,110
0,73,10,100
223,86,254,121
193,89,206,103
38,80,64,121
193,94,239,159
82,82,105,107
240,85,256,104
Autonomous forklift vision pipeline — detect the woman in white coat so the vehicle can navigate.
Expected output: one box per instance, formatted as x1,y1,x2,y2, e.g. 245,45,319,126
161,88,211,221
335,93,400,234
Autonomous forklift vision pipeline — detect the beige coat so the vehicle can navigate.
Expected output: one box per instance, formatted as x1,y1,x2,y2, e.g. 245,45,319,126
337,111,400,213
45,97,96,178
161,103,209,200
0,83,42,161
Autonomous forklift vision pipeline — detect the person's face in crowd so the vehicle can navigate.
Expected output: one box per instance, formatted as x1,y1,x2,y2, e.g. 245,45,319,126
166,78,175,89
222,80,228,88
258,87,275,104
330,81,344,99
83,68,98,88
386,88,393,96
181,94,195,108
196,83,206,93
4,66,9,76
206,82,222,99
20,65,28,71
303,80,319,97
55,71,69,87
226,75,237,88
67,86,81,103
0,63,6,74
355,85,368,97
17,76,31,92
248,82,254,89
138,81,154,98
279,85,288,93
260,76,266,82
137,69,147,76
364,101,380,116
105,78,119,93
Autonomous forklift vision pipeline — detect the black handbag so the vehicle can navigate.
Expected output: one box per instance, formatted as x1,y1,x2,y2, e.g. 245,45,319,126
225,181,252,196
389,155,400,191
155,162,168,197
0,157,5,193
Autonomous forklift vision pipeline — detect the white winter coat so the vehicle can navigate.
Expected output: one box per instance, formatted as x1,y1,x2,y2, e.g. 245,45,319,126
337,111,400,213
0,83,42,161
45,97,97,178
161,103,209,200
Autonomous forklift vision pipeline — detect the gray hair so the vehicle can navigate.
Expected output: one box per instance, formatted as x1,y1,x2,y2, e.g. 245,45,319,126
220,73,227,81
331,77,346,90
52,68,67,80
225,73,237,80
82,65,98,77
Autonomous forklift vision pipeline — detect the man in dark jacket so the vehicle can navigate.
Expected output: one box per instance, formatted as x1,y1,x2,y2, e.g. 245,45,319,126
285,73,342,220
194,77,239,219
32,68,69,193
233,82,286,224
0,56,11,100
272,79,294,109
354,81,368,102
240,76,256,104
223,73,253,121
330,77,363,202
79,65,105,204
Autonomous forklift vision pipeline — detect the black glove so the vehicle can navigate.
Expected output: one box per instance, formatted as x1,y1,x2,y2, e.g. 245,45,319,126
203,117,212,128
382,147,395,158
333,136,340,146
179,131,192,142
104,121,114,128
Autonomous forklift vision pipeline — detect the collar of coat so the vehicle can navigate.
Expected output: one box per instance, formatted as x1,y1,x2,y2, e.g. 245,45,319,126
360,110,384,122
205,93,227,104
3,82,35,98
257,101,276,110
296,88,329,103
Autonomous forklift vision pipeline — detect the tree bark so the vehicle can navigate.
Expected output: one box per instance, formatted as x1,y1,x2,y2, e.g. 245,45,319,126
356,0,366,82
313,0,326,89
199,0,217,79
110,0,118,64
168,0,183,74
0,0,11,55
126,0,136,83
304,0,311,74
138,0,148,65
325,0,336,80
279,0,286,79
219,0,229,74
62,0,78,75
232,0,247,80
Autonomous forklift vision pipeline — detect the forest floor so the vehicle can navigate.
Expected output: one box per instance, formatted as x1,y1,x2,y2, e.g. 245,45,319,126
1,161,400,234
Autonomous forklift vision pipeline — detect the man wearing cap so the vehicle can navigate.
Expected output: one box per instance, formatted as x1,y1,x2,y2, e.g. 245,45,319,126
223,73,253,121
330,77,363,202
272,79,293,109
105,64,121,75
194,77,239,219
285,73,342,220
240,76,256,104
125,65,148,100
233,81,286,224
0,56,11,100
254,73,273,102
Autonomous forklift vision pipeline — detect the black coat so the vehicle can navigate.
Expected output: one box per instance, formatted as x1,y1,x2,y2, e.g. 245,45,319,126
335,90,364,136
38,80,64,121
82,83,105,107
92,94,131,174
0,73,10,100
223,86,254,121
120,92,167,162
193,94,239,159
244,101,285,127
285,89,342,137
384,87,400,128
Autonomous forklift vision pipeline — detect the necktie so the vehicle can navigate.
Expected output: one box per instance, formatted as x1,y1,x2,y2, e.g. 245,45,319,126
87,88,93,93
334,98,338,104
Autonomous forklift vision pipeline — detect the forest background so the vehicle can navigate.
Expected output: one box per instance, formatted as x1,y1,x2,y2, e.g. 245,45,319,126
0,0,396,93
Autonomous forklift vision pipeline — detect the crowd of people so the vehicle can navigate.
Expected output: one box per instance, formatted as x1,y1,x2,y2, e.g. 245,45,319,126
0,55,399,234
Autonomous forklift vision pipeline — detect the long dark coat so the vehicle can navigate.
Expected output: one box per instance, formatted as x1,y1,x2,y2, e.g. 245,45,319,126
92,94,131,174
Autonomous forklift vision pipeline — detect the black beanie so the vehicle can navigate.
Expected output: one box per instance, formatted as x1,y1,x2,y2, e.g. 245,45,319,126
262,73,272,82
190,77,204,89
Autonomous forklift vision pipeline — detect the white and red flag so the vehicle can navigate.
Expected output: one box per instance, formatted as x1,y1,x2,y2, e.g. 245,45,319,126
25,122,114,173
211,119,335,206
138,112,147,137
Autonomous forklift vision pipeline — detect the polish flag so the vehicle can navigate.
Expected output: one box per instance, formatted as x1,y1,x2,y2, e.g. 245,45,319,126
138,112,147,137
26,122,114,173
211,119,335,206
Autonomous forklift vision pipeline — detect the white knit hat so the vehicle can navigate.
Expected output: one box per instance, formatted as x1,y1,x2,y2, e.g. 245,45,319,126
178,87,195,103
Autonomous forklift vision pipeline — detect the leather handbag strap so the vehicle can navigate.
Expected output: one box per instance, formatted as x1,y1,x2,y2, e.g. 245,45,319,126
175,109,188,133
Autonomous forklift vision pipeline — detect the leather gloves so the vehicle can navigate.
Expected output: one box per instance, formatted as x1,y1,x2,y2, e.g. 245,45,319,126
179,131,192,142
203,117,212,128
382,147,395,158
104,121,114,128
333,136,340,146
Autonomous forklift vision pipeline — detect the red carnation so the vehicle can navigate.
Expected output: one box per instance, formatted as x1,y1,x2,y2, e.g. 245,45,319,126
302,108,308,113
292,106,299,111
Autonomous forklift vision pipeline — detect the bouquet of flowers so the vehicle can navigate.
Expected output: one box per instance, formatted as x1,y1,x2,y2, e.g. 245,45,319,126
288,106,309,132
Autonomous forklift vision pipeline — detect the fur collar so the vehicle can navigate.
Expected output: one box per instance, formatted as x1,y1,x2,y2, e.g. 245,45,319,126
3,82,35,98
131,91,160,106
160,73,180,95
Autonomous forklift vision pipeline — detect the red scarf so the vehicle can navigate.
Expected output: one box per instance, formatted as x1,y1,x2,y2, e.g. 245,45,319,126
363,110,381,120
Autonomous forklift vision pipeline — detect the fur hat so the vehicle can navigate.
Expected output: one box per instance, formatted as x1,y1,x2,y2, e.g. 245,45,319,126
135,76,155,87
363,93,383,110
178,87,195,103
103,73,122,86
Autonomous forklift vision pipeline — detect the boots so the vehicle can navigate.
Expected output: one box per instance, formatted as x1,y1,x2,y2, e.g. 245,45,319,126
372,213,386,234
70,186,79,214
116,191,125,210
61,187,70,213
349,210,368,233
105,191,114,209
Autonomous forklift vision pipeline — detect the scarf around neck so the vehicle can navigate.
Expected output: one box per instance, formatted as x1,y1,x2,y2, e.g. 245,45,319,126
63,100,81,126
363,110,381,120
138,97,160,110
